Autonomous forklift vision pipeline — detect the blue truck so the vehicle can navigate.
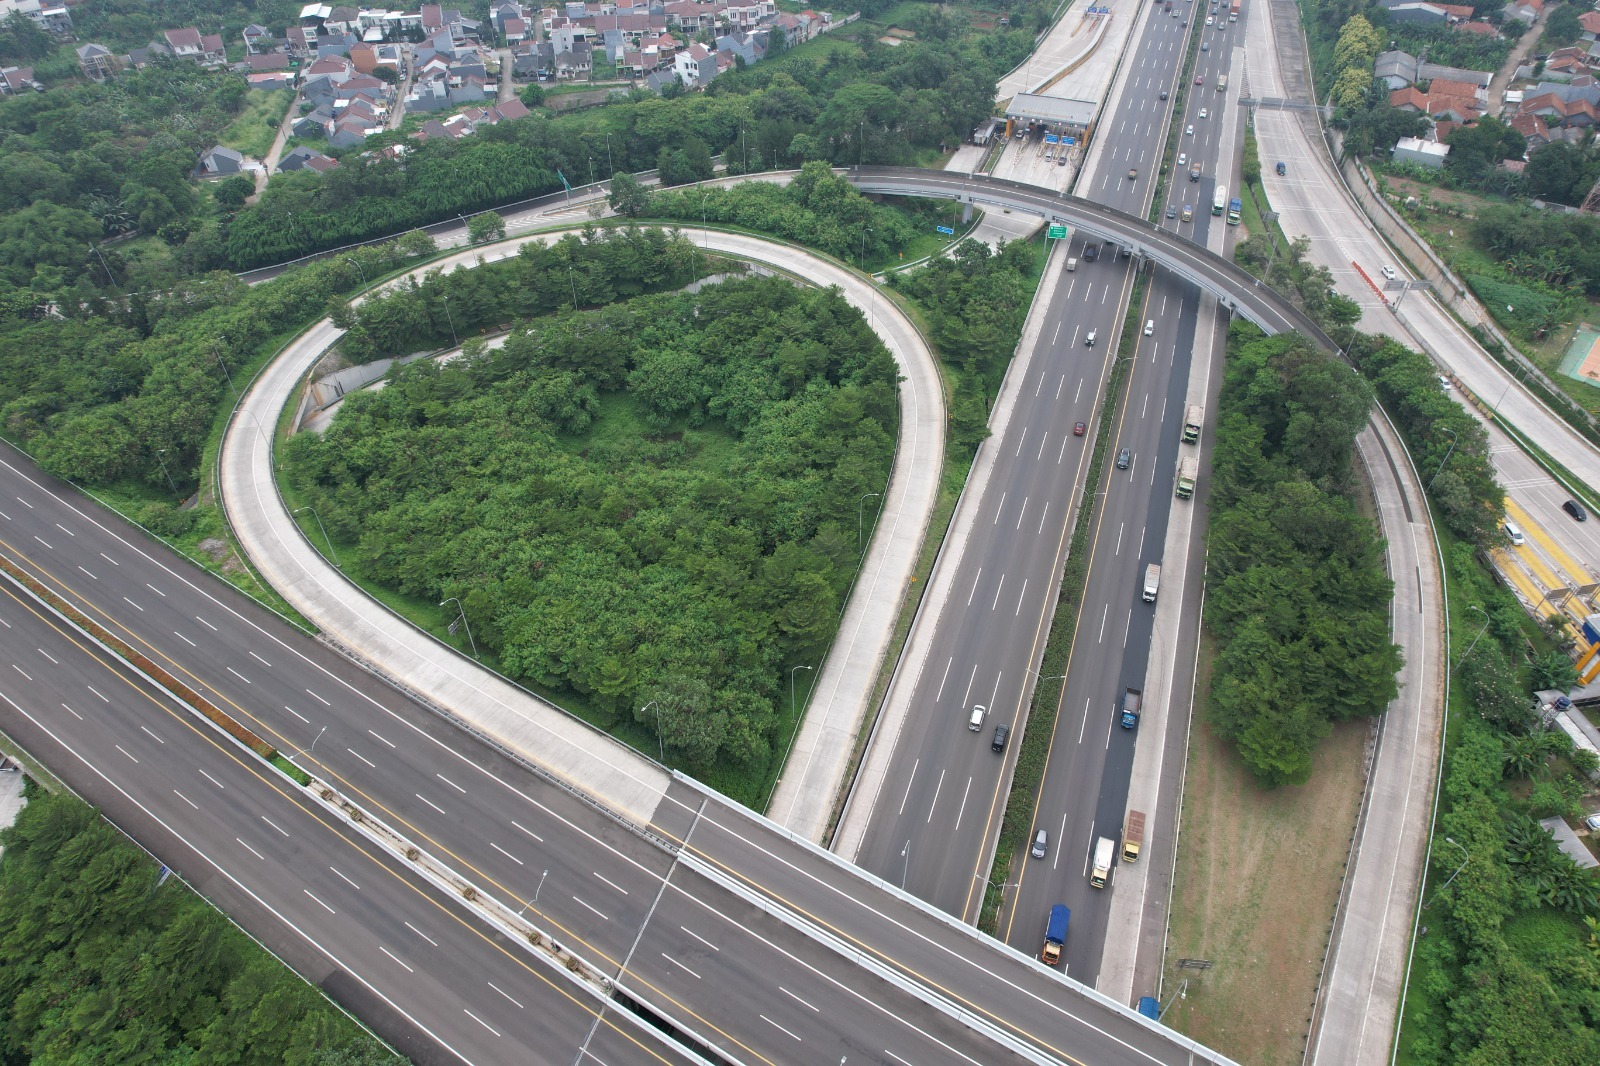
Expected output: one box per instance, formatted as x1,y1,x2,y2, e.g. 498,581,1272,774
1138,996,1160,1020
1120,687,1142,729
1040,904,1070,966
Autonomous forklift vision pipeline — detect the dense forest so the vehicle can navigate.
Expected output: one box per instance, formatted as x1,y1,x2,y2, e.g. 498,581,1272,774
285,273,897,779
1204,328,1403,785
0,787,397,1065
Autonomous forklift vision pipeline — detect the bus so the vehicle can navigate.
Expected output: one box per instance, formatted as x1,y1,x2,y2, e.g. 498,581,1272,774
1213,185,1227,216
1227,197,1242,225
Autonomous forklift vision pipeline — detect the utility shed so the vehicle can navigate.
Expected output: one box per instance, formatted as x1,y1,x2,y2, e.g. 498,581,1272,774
1540,816,1599,870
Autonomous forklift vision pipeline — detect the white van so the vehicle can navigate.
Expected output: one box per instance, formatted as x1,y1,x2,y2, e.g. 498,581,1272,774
1066,257,1078,271
968,704,986,730
1503,519,1525,546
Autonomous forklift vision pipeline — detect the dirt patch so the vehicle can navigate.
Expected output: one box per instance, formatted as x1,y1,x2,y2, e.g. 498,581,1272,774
1161,676,1370,1066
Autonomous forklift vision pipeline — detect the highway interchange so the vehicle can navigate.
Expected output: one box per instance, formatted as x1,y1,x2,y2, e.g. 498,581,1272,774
0,0,1583,1063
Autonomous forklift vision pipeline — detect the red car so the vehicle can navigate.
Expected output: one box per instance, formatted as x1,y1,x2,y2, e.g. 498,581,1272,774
1074,421,1087,437
1194,74,1204,85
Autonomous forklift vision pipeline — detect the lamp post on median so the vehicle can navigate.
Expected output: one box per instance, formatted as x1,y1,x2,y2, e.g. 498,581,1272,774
901,840,910,888
1455,604,1490,671
858,492,881,554
640,699,661,761
1425,427,1456,494
293,506,340,569
1424,836,1470,911
440,596,477,658
440,292,459,347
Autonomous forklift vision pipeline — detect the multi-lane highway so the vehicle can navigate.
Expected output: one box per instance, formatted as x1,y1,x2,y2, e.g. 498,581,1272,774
0,564,690,1066
840,2,1253,986
0,443,1233,1065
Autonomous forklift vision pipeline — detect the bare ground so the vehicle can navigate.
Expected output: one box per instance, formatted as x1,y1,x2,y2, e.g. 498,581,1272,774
1161,683,1369,1066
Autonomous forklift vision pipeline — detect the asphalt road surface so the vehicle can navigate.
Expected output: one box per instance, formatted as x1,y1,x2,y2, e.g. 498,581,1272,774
847,4,1244,989
0,445,1229,1065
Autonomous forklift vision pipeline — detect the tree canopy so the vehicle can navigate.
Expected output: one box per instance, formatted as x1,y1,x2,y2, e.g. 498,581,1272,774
285,272,897,783
0,788,398,1065
1204,328,1402,785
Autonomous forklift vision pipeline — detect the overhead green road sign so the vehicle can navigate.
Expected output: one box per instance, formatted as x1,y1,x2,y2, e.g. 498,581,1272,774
1047,224,1068,240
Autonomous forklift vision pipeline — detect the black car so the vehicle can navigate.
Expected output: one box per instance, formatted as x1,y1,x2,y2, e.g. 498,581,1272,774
1564,499,1588,521
991,724,1010,752
1117,447,1132,470
1166,204,1177,219
1160,89,1169,100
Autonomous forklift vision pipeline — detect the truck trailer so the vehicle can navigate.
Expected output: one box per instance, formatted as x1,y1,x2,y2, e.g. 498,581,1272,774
1229,0,1239,21
1123,810,1146,862
1090,836,1116,888
1142,563,1161,602
1182,404,1203,443
1040,904,1070,966
1175,456,1198,498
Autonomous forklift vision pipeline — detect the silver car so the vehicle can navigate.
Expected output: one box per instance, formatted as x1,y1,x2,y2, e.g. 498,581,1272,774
1032,830,1049,859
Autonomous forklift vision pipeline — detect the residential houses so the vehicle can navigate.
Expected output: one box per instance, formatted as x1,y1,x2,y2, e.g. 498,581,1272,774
279,145,341,172
1390,77,1488,124
164,28,230,68
0,0,73,38
0,65,40,94
198,145,247,176
76,43,120,82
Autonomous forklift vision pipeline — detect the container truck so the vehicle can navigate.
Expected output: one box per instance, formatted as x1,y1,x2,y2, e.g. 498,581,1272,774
1123,810,1146,862
1182,404,1203,443
1120,687,1142,729
1090,836,1116,888
1212,184,1227,216
1040,904,1070,966
1175,456,1198,498
1227,197,1242,225
1229,0,1239,21
1142,563,1161,602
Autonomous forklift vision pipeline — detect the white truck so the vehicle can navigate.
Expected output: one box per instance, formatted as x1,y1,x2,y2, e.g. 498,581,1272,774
1142,563,1161,602
1090,836,1116,888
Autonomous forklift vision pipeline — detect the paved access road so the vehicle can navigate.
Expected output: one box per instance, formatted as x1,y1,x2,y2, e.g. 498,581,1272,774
0,568,688,1066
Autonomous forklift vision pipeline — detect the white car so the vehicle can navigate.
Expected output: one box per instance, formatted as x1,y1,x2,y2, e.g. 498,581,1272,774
1199,108,1209,120
1381,265,1398,280
1177,152,1188,167
1186,124,1194,136
968,704,986,730
1205,14,1214,24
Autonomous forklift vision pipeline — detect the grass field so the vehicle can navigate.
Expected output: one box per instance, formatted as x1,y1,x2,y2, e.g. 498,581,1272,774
219,89,293,160
1162,664,1369,1066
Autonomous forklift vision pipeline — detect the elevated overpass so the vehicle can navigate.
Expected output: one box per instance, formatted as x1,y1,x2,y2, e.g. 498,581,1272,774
845,165,1333,348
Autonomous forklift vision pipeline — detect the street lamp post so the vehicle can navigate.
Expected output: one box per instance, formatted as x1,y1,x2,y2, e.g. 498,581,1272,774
1425,427,1457,494
153,448,178,495
212,342,236,397
859,225,873,272
1456,604,1490,671
1424,836,1471,910
440,292,459,346
439,596,478,658
293,506,340,569
287,724,328,759
900,840,910,888
858,492,881,554
761,666,816,811
640,699,661,761
342,255,368,286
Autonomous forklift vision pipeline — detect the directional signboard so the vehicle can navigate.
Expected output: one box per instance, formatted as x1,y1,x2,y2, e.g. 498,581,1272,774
1047,225,1068,240
936,225,955,235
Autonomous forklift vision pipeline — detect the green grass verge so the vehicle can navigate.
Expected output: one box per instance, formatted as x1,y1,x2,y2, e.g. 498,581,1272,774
979,273,1150,933
218,89,293,159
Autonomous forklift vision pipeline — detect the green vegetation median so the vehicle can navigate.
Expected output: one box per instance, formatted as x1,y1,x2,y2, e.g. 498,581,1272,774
1203,326,1402,784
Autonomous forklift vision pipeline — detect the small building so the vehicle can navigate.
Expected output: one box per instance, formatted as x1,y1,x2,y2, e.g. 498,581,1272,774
77,42,120,81
0,65,40,94
279,145,339,172
198,145,246,176
1393,135,1450,168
